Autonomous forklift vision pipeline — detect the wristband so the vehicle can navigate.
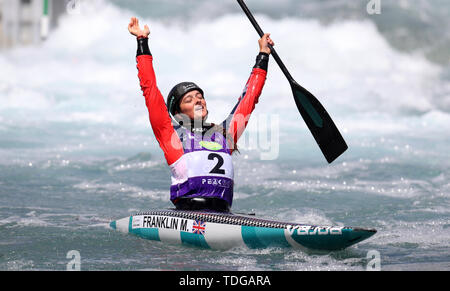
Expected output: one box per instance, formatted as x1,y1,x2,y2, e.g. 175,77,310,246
136,37,151,56
253,52,269,71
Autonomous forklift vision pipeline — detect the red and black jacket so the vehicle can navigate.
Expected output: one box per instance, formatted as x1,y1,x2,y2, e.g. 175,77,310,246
135,37,269,166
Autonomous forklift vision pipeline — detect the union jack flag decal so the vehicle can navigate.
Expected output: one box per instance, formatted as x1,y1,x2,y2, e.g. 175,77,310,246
192,220,206,235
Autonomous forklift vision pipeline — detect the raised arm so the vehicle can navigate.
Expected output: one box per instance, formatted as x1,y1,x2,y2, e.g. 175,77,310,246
129,17,184,165
224,33,274,152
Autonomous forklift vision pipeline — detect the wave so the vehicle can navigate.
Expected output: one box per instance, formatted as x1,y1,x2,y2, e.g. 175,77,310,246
0,0,448,145
109,0,450,67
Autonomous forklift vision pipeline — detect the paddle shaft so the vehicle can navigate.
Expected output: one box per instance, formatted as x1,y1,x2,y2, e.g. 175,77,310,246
236,0,294,82
237,0,348,164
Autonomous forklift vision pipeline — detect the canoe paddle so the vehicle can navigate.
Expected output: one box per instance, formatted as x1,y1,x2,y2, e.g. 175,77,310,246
237,0,348,164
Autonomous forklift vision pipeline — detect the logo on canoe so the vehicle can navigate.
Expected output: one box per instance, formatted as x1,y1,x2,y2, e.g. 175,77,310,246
286,225,343,236
199,141,223,151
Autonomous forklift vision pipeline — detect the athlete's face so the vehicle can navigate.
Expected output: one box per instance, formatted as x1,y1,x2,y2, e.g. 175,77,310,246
178,90,208,121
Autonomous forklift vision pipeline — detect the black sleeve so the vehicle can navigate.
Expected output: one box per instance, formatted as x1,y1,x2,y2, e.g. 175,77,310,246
136,37,151,57
253,52,269,71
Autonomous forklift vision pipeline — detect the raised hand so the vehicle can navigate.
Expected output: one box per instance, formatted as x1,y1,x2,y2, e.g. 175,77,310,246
128,17,150,38
258,33,274,54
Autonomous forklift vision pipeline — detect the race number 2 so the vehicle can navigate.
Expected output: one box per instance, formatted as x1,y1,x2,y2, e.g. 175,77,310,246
208,153,226,174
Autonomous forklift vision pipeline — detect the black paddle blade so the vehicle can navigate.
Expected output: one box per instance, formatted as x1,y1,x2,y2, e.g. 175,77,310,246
290,81,348,163
236,0,347,163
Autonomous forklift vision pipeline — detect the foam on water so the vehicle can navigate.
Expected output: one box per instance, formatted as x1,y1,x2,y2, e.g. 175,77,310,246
0,1,447,135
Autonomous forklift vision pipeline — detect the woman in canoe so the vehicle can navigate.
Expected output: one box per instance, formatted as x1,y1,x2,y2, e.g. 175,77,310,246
128,17,274,212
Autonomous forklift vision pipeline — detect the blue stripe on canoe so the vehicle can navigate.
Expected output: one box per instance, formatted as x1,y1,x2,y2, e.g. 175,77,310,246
132,228,160,241
180,232,210,249
241,226,290,249
129,216,160,241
